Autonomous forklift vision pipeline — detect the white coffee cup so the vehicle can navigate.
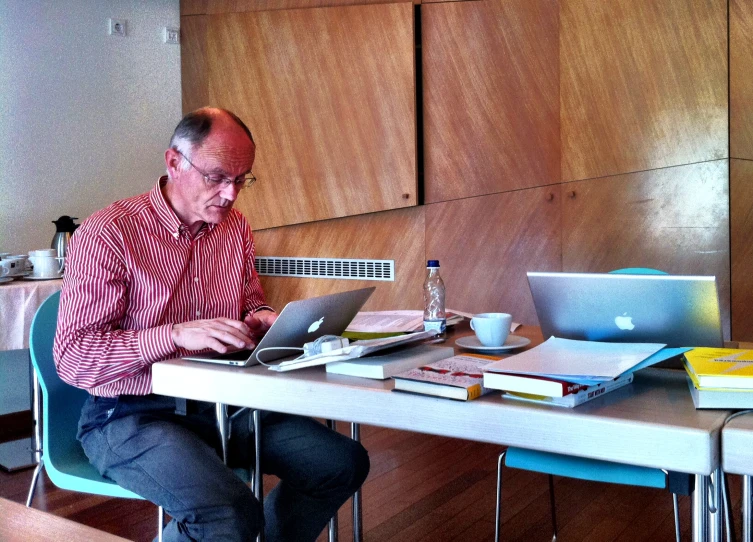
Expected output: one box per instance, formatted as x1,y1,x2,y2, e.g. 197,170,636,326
470,313,513,347
28,255,64,278
29,248,57,258
0,258,25,277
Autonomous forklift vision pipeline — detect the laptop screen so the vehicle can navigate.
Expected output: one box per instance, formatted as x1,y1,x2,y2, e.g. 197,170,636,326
527,272,724,348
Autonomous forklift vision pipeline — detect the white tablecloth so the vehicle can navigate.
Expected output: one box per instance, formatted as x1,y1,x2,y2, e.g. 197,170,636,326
0,279,63,351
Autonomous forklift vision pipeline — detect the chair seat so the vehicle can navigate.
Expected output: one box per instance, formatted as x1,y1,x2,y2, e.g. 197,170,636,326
504,447,667,489
45,453,144,499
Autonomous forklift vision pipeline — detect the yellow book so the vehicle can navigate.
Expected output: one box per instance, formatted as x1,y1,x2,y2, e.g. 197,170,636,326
683,348,753,389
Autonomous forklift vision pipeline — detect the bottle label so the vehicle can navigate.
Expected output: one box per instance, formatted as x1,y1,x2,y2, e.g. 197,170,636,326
423,320,446,334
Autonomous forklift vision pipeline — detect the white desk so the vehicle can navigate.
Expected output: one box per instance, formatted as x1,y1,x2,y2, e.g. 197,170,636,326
721,412,753,541
153,347,729,542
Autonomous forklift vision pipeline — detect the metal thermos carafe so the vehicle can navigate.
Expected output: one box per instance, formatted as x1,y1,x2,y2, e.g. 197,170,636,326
51,216,79,258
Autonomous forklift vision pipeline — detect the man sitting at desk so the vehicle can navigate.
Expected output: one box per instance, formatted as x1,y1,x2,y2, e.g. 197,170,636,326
53,107,370,541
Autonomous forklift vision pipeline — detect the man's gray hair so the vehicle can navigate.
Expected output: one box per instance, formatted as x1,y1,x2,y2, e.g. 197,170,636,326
167,108,255,176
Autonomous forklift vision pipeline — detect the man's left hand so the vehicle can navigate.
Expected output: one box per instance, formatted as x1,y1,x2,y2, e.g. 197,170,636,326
243,310,278,339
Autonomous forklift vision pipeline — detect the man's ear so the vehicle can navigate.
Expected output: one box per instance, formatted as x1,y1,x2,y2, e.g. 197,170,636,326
165,148,182,179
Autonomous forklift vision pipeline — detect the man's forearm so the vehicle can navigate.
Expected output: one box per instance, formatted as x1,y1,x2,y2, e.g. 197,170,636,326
55,324,175,390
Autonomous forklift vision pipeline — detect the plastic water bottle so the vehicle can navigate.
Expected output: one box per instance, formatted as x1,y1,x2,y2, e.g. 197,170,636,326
423,260,446,337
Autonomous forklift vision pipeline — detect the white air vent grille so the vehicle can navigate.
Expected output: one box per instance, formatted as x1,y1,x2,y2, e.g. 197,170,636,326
256,257,395,281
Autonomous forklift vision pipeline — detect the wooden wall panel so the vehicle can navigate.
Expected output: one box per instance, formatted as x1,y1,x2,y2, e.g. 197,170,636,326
181,0,414,15
425,186,562,326
731,159,753,341
561,0,728,181
422,0,559,203
731,0,753,160
204,3,416,230
252,207,425,312
180,16,208,113
562,160,731,339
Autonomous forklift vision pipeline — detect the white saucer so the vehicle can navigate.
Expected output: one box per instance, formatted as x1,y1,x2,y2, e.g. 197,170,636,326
23,275,63,281
0,277,13,284
455,334,531,352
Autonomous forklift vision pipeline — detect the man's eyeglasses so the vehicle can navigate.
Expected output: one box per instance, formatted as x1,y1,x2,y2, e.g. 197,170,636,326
176,149,257,190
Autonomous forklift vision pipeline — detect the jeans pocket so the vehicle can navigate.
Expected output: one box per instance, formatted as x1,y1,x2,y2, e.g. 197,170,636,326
79,396,120,437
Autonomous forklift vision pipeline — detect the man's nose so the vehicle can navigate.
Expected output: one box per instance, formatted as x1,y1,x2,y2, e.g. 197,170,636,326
219,182,242,201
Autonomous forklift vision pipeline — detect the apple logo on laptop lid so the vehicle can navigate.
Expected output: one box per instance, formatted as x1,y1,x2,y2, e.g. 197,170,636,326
308,317,324,333
614,312,635,331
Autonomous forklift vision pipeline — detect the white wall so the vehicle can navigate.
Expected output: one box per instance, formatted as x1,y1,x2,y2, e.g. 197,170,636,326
0,0,181,254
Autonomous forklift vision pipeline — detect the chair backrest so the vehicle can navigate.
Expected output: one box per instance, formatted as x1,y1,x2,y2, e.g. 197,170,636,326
610,267,667,275
29,292,92,473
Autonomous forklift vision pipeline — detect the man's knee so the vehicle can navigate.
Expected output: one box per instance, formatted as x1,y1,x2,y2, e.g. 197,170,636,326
202,486,263,539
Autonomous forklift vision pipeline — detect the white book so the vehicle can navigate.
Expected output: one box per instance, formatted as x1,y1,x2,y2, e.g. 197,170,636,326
502,373,634,408
686,376,753,409
326,345,455,379
484,337,665,381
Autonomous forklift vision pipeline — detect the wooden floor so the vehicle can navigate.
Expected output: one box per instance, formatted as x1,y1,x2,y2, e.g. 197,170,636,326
0,424,744,541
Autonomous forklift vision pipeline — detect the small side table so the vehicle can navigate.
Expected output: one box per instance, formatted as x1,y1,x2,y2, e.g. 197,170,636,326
0,278,63,472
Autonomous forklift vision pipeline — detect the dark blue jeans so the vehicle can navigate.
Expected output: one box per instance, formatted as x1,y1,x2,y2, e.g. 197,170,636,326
78,394,369,542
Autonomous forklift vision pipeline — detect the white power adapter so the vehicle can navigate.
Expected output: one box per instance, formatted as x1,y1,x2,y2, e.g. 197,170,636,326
303,335,350,357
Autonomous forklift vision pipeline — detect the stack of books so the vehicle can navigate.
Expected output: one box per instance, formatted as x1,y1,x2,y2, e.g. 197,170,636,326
392,354,498,401
481,337,682,408
684,348,753,408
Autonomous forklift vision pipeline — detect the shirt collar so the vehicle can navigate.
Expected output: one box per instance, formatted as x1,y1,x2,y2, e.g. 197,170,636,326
150,176,216,240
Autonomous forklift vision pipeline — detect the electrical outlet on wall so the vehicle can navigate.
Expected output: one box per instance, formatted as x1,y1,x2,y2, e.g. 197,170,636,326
164,27,180,45
108,18,127,37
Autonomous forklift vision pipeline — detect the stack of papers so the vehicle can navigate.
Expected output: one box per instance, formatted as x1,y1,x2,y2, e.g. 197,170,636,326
345,310,464,333
269,330,441,372
484,337,668,383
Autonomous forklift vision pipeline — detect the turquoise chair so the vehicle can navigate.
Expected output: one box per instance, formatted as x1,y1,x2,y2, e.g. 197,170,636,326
25,292,165,541
495,268,689,542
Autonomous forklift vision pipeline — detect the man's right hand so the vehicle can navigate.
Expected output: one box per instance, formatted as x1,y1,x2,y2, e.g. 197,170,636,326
171,318,255,353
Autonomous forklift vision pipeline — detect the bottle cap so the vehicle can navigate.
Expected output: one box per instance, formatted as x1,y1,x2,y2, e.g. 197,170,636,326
427,260,440,268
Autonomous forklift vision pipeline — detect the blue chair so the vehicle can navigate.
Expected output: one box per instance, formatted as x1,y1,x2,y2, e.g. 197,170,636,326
495,268,689,542
25,292,165,541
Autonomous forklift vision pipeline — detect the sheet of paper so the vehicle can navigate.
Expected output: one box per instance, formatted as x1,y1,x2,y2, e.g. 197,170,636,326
484,337,666,380
345,311,424,332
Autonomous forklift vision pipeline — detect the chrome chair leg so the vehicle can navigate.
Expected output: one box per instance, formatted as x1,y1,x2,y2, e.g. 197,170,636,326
351,423,363,542
495,451,506,542
26,457,44,507
254,409,264,542
27,371,44,508
673,493,681,542
326,420,339,542
158,506,164,542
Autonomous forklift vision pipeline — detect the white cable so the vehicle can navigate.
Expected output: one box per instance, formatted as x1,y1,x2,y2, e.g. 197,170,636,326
254,346,304,367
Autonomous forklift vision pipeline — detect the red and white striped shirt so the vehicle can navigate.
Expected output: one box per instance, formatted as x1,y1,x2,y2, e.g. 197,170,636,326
53,178,271,397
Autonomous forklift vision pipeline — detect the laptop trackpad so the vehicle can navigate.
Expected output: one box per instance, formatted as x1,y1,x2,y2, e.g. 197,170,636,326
208,349,255,361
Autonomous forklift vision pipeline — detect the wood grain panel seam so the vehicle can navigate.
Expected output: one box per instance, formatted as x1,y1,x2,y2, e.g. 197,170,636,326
561,158,731,185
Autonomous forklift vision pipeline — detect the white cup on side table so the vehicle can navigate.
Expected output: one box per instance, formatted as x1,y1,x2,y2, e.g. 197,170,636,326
470,312,513,347
28,254,64,279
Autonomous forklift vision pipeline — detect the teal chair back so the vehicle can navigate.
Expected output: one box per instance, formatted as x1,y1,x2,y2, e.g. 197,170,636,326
29,291,141,498
610,267,667,275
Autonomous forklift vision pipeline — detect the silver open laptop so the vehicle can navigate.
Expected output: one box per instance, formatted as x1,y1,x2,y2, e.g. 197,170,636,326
527,272,723,348
183,287,375,367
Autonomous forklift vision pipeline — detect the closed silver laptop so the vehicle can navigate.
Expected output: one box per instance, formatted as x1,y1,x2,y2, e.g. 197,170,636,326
183,287,375,367
527,272,723,348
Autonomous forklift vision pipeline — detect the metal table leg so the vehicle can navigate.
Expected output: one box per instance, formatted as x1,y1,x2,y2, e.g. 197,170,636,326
326,420,339,542
254,410,264,542
744,475,752,542
351,423,363,542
